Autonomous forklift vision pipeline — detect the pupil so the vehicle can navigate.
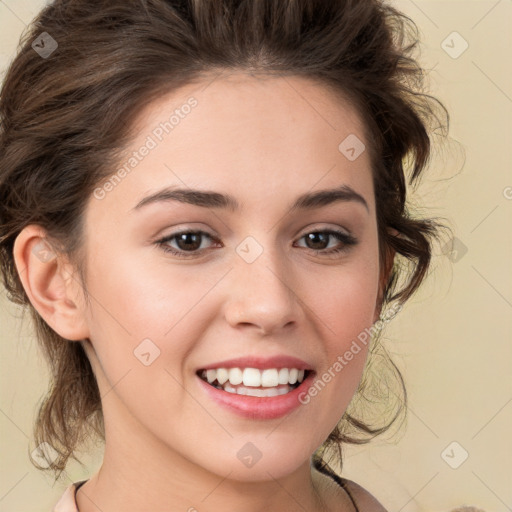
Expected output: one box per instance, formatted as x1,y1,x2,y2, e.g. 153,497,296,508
307,232,327,250
178,233,200,250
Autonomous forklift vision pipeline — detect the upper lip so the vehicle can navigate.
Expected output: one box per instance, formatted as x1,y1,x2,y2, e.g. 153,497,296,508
198,355,314,371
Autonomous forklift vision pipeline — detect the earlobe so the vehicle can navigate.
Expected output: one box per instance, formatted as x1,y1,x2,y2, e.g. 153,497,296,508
13,225,90,341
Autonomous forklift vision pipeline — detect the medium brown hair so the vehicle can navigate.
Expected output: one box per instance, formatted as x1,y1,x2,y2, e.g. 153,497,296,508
0,0,450,481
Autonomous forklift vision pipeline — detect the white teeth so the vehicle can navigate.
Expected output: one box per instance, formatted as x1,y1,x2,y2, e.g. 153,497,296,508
216,368,229,385
261,369,279,387
225,383,293,397
242,368,261,387
228,367,243,385
201,367,308,388
223,382,237,393
206,369,217,384
263,387,279,397
278,368,289,385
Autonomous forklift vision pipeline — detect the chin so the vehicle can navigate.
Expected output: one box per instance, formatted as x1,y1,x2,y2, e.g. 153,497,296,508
197,440,313,483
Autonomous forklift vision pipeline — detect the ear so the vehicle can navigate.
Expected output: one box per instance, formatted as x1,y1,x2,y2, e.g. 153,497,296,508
373,229,398,324
13,225,90,341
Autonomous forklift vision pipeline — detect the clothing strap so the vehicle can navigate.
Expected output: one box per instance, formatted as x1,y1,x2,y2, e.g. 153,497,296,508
73,480,88,504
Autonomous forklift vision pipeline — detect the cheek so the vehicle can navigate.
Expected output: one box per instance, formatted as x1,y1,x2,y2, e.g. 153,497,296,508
301,254,379,412
311,256,380,346
85,241,208,333
81,247,224,380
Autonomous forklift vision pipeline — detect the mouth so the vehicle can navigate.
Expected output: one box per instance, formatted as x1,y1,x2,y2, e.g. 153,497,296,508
196,367,313,398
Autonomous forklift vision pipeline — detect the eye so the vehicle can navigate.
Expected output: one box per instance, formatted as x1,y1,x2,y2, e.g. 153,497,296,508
156,230,219,258
155,228,358,259
295,229,358,256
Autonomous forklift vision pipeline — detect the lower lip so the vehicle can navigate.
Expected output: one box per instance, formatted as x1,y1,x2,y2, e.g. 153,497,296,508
196,372,315,420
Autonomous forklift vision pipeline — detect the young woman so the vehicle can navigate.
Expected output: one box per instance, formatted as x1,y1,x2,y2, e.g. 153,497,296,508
0,0,448,510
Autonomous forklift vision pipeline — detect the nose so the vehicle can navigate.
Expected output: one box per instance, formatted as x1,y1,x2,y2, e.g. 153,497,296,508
222,241,301,336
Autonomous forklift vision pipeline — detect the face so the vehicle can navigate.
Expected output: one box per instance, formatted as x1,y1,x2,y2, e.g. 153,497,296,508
77,72,382,481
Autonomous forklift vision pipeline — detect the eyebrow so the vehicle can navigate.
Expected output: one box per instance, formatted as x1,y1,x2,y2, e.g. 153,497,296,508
132,184,369,213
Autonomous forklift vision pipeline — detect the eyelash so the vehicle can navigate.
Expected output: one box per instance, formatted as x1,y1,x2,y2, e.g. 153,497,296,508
155,228,358,259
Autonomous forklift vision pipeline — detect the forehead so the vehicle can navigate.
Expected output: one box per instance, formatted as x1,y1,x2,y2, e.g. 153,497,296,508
133,71,367,150
95,71,374,215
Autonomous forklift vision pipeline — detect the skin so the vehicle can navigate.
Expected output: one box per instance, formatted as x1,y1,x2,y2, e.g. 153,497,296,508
14,72,393,511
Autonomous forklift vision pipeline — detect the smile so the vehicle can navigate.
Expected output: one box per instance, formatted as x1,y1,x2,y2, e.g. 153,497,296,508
197,367,310,397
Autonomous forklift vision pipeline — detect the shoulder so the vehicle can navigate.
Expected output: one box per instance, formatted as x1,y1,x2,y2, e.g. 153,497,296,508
53,483,78,512
341,478,388,512
53,480,86,512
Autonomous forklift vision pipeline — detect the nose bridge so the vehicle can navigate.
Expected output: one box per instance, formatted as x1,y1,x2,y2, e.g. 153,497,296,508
224,233,299,333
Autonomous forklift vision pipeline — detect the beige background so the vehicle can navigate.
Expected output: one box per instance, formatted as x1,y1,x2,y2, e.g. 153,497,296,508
0,1,510,511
